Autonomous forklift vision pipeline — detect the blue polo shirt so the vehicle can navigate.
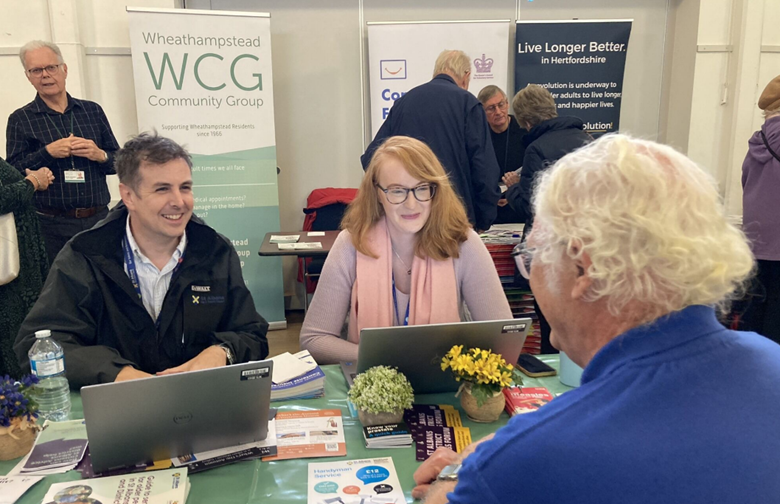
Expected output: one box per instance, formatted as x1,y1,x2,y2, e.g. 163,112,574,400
450,305,780,504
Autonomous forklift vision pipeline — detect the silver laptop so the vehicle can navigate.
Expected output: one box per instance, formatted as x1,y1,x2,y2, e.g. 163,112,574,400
354,319,530,394
82,360,273,473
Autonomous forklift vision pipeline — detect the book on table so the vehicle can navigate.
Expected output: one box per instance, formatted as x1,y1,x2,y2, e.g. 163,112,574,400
271,350,326,401
362,422,413,449
503,386,555,416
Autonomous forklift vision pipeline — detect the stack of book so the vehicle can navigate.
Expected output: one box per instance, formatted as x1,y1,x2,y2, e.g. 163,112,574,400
481,228,542,354
404,405,472,461
362,422,413,449
270,350,326,401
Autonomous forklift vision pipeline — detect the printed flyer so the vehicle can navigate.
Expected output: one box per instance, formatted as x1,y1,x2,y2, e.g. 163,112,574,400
308,457,405,504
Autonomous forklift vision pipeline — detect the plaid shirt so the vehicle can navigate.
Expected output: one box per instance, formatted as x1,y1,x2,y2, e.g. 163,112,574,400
6,93,120,210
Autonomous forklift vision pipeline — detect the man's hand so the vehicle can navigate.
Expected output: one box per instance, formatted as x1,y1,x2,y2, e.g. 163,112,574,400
115,366,153,382
70,136,106,162
156,345,228,376
411,434,496,501
45,134,74,158
412,447,461,500
502,171,520,188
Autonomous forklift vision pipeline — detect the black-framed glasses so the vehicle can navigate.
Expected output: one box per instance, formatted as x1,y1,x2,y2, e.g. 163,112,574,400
512,242,533,280
26,64,62,78
484,99,508,114
376,183,436,204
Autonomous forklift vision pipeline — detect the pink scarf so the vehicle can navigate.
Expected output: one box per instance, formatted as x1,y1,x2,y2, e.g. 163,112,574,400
348,217,460,343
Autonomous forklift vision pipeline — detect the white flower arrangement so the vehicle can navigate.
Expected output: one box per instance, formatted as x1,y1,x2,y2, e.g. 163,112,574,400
348,366,414,414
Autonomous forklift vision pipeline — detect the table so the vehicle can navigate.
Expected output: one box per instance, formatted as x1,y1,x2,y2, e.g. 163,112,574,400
258,231,341,311
2,356,572,504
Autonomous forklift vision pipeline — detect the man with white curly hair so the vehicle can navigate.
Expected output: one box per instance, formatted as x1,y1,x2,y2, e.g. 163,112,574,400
412,134,780,504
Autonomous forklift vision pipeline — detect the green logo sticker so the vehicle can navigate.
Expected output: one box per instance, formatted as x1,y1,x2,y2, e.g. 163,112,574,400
314,481,338,494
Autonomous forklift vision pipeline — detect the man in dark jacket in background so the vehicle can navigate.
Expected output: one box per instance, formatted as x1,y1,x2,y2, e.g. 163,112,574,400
503,84,591,354
361,50,501,231
503,84,592,234
15,133,269,388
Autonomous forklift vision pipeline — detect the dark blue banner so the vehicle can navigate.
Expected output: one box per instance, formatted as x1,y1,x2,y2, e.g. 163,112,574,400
515,20,632,137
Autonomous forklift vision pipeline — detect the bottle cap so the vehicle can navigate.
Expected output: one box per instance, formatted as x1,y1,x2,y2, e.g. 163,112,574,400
35,330,52,339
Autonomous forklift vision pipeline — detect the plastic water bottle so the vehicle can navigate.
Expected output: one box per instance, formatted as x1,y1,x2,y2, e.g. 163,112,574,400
28,330,71,422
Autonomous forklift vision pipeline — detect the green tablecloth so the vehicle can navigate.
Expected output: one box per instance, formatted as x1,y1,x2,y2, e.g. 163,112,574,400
2,356,571,503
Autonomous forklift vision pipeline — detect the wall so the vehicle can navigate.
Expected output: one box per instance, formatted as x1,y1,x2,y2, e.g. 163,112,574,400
2,0,776,313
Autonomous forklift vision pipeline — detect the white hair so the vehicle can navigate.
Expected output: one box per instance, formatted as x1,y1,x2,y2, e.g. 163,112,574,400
432,50,471,80
19,40,64,69
531,134,754,322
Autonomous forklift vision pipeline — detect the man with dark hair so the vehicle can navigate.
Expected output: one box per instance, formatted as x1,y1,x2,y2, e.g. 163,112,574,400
361,50,501,231
15,133,269,388
6,40,120,264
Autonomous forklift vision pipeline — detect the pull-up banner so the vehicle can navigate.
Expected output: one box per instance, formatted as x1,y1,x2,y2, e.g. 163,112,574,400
127,7,285,325
368,21,510,138
515,20,632,137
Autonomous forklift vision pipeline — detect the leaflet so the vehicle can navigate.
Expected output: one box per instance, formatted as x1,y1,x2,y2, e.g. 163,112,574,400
308,457,405,504
263,409,346,461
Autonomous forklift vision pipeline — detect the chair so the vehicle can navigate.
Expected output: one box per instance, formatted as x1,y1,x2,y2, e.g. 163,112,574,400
298,188,358,302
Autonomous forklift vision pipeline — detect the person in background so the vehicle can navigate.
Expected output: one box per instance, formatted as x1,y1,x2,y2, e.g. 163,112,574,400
302,136,511,364
6,40,120,265
413,134,780,504
15,133,269,388
503,84,592,353
0,159,53,377
740,74,780,344
477,85,527,224
362,50,501,231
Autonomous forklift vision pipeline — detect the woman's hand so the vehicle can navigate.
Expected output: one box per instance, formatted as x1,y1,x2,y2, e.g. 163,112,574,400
25,167,55,191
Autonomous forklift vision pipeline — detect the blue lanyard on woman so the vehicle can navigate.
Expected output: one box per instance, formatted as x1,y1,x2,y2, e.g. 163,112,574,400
391,272,410,326
122,236,184,329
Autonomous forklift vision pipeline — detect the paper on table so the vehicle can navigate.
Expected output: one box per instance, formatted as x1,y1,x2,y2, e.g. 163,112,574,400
270,352,317,384
277,242,323,251
307,231,326,236
0,475,43,504
270,235,300,243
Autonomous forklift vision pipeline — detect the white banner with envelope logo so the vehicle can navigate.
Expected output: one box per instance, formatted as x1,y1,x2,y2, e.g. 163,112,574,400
367,21,510,138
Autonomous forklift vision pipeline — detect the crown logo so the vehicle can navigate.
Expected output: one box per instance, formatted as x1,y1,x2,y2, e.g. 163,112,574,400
474,54,494,73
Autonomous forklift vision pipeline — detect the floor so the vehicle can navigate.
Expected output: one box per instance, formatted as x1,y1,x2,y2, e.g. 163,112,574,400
268,310,304,356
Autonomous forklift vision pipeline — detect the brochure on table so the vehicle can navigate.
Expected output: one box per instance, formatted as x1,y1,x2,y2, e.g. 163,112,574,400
0,475,43,504
42,467,190,504
263,409,346,461
308,457,405,504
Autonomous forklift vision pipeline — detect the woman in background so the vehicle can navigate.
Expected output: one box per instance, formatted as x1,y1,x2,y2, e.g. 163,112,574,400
1,158,53,376
300,136,512,364
741,74,780,344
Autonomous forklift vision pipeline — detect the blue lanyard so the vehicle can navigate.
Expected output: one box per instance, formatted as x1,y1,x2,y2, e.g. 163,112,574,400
391,273,410,326
122,236,184,327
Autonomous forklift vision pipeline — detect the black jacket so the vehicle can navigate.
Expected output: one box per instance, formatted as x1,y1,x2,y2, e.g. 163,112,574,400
506,116,592,232
14,205,269,388
361,74,501,231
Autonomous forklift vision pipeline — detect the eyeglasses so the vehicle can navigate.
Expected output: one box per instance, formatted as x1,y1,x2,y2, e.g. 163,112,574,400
26,64,62,78
512,242,533,280
376,183,436,204
484,99,508,114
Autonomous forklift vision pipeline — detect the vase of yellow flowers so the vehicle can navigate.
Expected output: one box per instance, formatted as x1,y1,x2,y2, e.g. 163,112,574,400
441,346,523,423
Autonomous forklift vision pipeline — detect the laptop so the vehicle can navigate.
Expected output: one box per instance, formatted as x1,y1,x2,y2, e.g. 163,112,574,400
82,360,273,473
351,319,530,394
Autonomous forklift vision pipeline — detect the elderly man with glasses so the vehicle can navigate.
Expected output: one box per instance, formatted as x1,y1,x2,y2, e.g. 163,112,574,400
478,85,528,224
412,134,780,504
6,40,120,265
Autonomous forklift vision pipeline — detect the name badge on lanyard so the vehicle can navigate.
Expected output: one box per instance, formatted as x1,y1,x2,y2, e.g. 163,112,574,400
64,170,86,183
